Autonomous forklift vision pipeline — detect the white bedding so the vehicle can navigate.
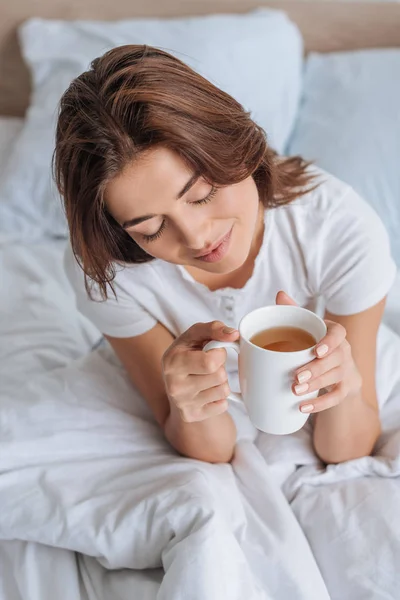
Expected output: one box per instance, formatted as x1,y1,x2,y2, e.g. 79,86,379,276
1,239,400,600
0,117,23,181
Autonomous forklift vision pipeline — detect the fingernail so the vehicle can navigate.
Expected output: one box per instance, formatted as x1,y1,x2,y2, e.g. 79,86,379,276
295,383,309,394
297,370,312,384
316,344,328,357
300,404,314,413
223,327,237,334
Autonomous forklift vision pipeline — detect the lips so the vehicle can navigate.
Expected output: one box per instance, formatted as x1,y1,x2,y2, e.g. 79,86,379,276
195,228,233,263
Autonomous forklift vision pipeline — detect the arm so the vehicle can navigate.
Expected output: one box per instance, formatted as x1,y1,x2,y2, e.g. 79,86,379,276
105,321,237,464
312,300,384,464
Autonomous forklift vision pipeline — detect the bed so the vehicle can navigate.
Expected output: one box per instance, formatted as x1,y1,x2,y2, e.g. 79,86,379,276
1,2,400,600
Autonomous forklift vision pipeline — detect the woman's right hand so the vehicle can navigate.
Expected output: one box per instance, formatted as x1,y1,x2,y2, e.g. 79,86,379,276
162,321,239,423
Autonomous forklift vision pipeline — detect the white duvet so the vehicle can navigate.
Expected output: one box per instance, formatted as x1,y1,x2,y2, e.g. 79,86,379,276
1,241,400,600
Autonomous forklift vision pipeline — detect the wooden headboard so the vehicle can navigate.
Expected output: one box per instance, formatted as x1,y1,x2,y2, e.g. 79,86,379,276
2,0,400,117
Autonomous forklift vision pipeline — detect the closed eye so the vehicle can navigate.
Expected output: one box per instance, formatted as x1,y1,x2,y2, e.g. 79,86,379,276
141,186,218,243
141,220,167,243
192,186,217,206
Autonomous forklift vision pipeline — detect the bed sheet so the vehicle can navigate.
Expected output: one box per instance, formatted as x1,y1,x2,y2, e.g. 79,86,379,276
0,241,399,600
0,242,99,392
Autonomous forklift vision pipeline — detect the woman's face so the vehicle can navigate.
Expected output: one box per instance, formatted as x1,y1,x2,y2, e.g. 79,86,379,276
106,146,261,274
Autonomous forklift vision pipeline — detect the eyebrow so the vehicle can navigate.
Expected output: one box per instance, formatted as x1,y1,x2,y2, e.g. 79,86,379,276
122,173,199,229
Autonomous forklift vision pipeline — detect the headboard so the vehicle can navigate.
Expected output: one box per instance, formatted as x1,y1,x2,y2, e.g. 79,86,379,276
2,0,400,117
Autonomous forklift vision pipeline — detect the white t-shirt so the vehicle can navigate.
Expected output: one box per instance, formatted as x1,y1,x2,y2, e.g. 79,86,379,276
65,169,397,364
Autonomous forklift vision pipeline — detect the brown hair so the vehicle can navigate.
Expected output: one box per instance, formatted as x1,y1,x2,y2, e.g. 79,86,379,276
53,44,316,299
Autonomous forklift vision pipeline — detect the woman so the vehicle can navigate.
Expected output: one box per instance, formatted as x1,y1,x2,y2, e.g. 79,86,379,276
55,45,396,465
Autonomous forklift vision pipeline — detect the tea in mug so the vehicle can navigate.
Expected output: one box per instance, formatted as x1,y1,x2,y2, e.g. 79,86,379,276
250,326,316,353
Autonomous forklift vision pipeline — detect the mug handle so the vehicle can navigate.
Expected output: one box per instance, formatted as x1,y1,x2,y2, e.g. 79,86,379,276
203,340,243,404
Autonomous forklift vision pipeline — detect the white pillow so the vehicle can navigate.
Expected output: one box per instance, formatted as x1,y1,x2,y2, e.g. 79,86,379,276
0,10,303,242
288,49,400,267
0,117,23,180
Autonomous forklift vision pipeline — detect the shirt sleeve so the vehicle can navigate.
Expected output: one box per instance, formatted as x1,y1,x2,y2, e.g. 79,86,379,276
314,187,397,316
64,248,158,338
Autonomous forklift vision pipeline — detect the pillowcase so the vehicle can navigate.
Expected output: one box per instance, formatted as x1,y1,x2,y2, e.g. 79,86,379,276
0,117,23,180
0,10,303,242
287,49,400,267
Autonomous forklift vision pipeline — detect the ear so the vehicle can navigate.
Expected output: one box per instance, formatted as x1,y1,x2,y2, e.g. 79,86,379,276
275,290,298,306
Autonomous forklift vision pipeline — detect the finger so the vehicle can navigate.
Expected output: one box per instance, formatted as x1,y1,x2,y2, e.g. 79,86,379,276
169,348,227,375
315,320,347,358
180,321,239,348
195,381,231,405
294,366,344,396
275,290,298,306
295,350,342,384
189,367,228,393
299,384,345,414
200,398,229,419
173,367,230,402
179,398,228,423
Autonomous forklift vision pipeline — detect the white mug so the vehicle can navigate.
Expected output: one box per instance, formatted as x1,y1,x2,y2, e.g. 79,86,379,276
203,305,327,435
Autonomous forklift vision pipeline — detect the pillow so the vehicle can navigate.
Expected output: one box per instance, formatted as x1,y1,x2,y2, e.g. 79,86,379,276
287,49,400,267
0,117,23,180
0,10,303,242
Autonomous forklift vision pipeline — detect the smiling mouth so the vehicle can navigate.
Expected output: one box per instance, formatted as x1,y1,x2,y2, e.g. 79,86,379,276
195,228,233,263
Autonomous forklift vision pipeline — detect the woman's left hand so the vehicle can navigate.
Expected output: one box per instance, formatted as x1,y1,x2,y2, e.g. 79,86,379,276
276,291,362,414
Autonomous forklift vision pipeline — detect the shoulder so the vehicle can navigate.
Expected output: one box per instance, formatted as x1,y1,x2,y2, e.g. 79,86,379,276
274,165,384,236
63,245,168,337
64,244,167,302
280,165,354,215
285,169,396,315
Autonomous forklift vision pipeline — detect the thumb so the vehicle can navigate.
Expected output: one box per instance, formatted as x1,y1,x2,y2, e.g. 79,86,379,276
276,290,298,306
180,321,239,348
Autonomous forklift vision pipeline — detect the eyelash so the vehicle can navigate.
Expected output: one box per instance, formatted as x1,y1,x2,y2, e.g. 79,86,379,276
141,186,217,243
193,186,217,206
142,220,167,243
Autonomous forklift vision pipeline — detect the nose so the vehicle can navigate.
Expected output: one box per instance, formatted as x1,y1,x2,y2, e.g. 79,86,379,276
175,215,209,251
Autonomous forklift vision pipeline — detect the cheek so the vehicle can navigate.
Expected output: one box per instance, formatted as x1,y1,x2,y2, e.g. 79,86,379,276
129,232,180,261
222,180,259,221
216,187,244,217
